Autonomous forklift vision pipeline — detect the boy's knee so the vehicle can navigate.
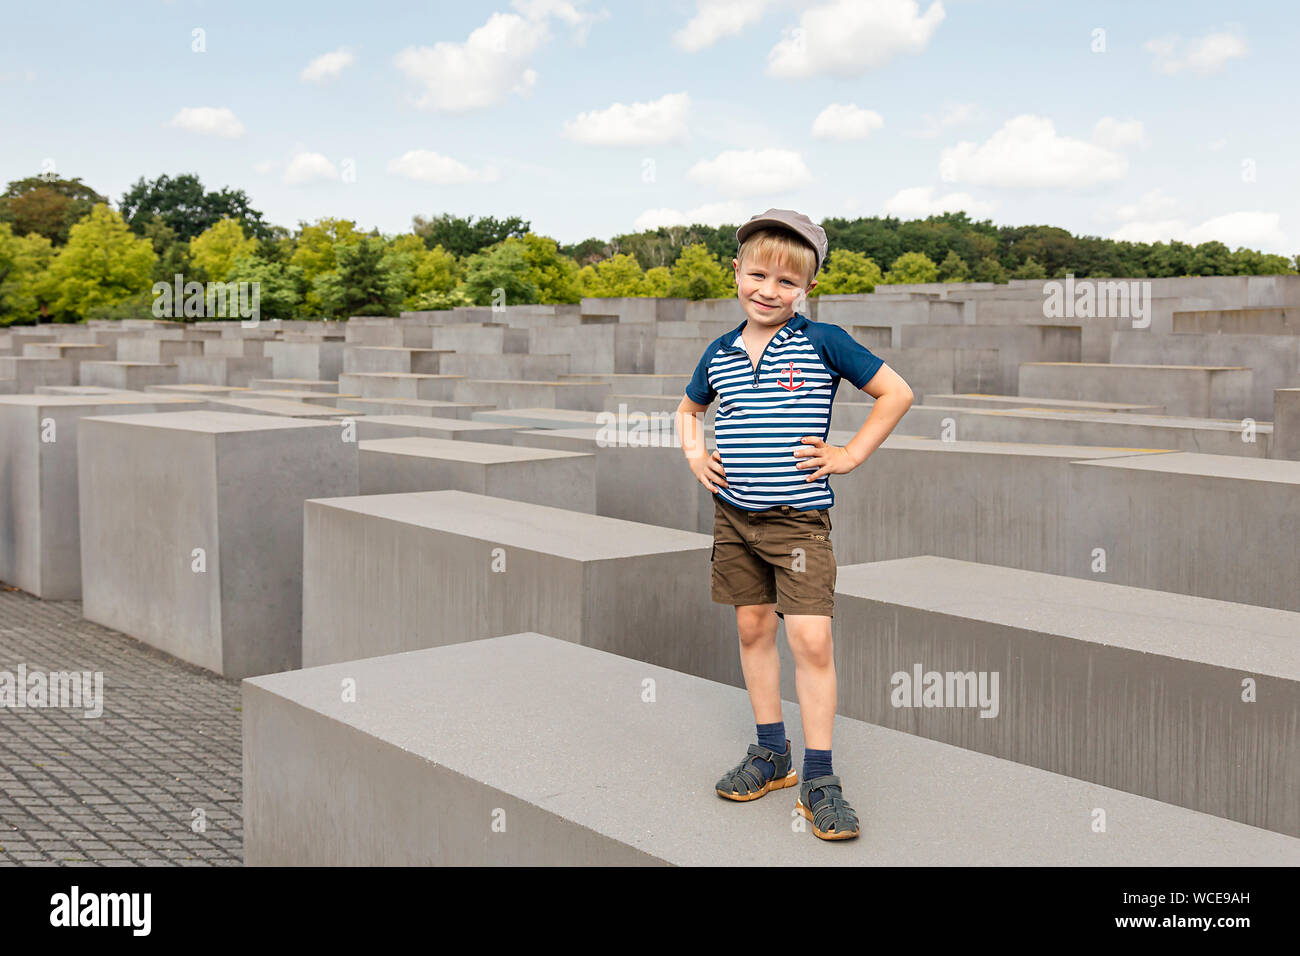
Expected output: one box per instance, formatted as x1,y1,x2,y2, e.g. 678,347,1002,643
787,628,833,666
735,604,777,644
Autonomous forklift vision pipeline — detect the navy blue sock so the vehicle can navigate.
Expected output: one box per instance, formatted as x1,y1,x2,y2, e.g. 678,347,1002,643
753,721,786,780
802,748,833,789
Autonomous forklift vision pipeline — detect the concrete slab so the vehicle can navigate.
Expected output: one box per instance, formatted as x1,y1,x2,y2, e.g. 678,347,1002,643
353,415,521,444
834,556,1300,835
1020,362,1253,420
1273,388,1300,460
0,394,205,598
338,372,461,401
1067,452,1300,612
452,379,610,412
336,397,490,419
78,410,358,677
80,361,179,390
471,407,606,429
358,437,595,511
300,491,735,676
242,632,1300,865
924,393,1166,414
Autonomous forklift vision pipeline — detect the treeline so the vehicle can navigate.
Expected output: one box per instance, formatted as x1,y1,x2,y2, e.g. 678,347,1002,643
1,172,1295,326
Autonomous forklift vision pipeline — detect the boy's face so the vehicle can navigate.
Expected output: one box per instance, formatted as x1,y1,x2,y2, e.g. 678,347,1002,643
732,251,817,329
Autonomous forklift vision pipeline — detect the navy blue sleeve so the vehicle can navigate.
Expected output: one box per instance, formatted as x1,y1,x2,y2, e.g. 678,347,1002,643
685,339,718,405
815,324,885,389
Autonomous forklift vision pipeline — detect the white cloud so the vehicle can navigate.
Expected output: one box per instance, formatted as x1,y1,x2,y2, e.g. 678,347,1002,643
673,0,776,52
301,49,354,83
511,0,609,44
811,103,884,141
633,201,749,231
909,102,979,138
1110,211,1285,250
1208,138,1227,151
1107,188,1181,223
253,160,276,175
386,150,500,184
882,186,995,218
562,93,690,145
167,106,245,138
1092,116,1146,150
687,148,813,195
767,0,945,78
394,12,548,111
939,114,1127,188
283,152,339,185
1145,28,1247,75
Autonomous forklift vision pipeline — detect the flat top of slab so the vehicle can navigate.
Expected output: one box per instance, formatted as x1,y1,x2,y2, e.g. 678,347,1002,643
245,633,1300,865
339,372,461,380
0,394,201,408
80,361,175,367
838,433,1179,460
1022,362,1251,371
306,489,705,558
969,407,1272,431
358,436,590,463
461,379,609,387
80,409,340,433
472,407,604,422
1075,450,1300,483
146,384,251,393
838,556,1300,678
208,397,348,416
361,415,518,430
927,394,1165,411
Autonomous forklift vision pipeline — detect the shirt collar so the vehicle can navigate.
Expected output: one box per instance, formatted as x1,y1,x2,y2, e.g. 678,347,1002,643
726,311,809,348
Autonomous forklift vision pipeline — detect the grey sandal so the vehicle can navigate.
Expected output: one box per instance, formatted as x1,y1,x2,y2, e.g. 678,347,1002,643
795,774,860,840
715,739,798,801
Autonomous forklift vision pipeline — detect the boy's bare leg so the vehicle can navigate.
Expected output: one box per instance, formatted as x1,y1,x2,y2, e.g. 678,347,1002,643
783,614,835,750
735,603,782,724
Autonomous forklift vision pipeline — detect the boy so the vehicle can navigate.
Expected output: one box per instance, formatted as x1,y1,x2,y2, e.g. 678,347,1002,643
675,209,913,841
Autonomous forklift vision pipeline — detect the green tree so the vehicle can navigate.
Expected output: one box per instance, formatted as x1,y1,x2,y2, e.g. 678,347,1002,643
577,253,646,297
189,218,258,283
973,255,1008,283
1189,241,1232,276
667,244,733,299
412,213,529,259
1011,256,1047,279
812,249,882,295
0,223,56,323
0,176,109,246
38,204,156,321
937,249,972,282
884,251,939,284
227,254,306,321
119,173,270,242
462,241,540,306
311,237,403,317
516,233,582,303
641,266,671,297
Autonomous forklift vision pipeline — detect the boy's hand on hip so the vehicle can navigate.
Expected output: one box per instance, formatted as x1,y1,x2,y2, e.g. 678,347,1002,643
794,437,857,480
688,448,728,492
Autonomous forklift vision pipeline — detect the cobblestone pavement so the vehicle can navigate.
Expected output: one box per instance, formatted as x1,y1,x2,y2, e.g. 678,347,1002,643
0,583,243,865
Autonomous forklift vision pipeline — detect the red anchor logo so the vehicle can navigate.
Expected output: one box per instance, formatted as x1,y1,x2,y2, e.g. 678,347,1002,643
777,361,804,391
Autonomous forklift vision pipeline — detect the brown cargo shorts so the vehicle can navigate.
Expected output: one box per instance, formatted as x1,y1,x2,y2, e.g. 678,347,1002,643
710,495,836,618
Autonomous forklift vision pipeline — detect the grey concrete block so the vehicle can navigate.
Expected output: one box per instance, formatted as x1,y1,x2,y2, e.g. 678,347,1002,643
358,437,595,511
895,405,1271,457
438,353,571,379
834,556,1300,835
264,341,344,380
247,378,337,392
336,397,489,419
923,393,1166,414
243,632,1300,865
1273,388,1300,460
176,355,273,387
559,373,690,396
1066,452,1300,612
1020,362,1253,419
513,426,714,532
80,361,179,390
898,324,1081,395
353,415,520,444
471,407,606,429
78,410,358,677
205,396,355,419
116,338,203,363
452,379,609,411
0,356,76,391
338,372,461,401
0,394,204,598
342,346,450,375
301,491,736,677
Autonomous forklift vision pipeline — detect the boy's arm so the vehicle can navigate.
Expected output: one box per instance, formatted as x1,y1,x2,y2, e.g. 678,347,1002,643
840,363,913,468
676,395,711,461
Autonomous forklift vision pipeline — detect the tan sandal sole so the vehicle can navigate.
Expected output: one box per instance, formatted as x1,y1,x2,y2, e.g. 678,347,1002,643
795,799,860,840
717,768,798,801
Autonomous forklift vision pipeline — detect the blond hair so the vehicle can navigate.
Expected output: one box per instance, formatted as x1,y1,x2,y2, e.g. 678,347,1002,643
736,228,819,286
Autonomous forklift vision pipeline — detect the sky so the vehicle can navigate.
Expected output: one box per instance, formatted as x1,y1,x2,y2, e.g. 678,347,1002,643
2,0,1296,255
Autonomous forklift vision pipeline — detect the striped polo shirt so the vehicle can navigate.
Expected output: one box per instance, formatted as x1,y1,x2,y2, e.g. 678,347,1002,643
685,312,884,512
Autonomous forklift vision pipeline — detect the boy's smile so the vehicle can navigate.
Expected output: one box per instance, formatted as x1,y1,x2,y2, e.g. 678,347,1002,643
732,254,817,329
